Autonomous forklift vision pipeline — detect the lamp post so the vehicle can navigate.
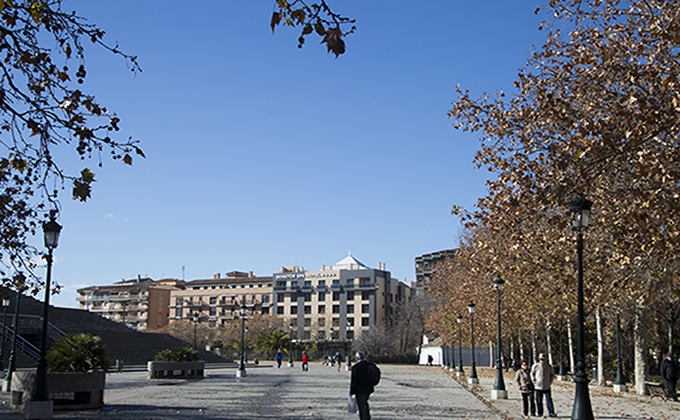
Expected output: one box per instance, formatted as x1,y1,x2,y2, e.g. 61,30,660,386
288,324,294,367
237,301,247,377
456,314,465,377
244,327,249,363
0,294,10,371
613,313,628,392
346,339,352,371
468,301,478,384
28,217,62,417
192,312,199,351
491,275,507,399
569,193,594,420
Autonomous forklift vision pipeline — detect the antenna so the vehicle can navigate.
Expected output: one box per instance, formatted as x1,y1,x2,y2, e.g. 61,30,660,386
182,265,185,281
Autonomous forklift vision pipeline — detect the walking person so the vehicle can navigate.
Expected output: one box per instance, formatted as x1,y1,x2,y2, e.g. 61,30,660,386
515,360,536,418
335,352,342,372
301,351,309,372
350,351,378,420
531,353,556,417
275,349,283,368
661,353,679,401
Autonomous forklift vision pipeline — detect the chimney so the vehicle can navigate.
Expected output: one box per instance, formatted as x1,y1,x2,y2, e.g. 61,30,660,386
214,273,221,279
248,271,253,278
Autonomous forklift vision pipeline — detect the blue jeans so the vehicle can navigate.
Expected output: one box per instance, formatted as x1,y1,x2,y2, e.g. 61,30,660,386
535,389,555,416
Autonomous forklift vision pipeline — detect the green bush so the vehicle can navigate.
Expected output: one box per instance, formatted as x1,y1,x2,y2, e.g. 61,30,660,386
154,346,199,362
47,333,109,373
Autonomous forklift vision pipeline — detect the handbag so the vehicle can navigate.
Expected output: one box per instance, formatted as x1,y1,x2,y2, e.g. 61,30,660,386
347,394,357,413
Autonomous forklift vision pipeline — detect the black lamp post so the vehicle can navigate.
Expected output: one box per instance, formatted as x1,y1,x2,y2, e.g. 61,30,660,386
492,275,507,399
237,301,247,377
467,301,478,384
288,324,294,367
569,193,594,420
613,313,628,392
346,339,352,370
0,294,10,371
30,216,62,409
192,312,199,351
456,314,465,377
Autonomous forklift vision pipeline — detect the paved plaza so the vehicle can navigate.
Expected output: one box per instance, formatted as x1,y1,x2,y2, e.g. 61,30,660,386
0,364,678,419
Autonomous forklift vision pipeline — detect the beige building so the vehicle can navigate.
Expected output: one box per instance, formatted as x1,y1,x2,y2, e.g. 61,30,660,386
77,276,183,331
168,271,273,327
273,254,414,342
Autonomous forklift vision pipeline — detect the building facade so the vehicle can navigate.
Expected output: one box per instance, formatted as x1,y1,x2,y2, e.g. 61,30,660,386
414,249,457,291
77,276,183,331
168,271,273,327
273,254,414,342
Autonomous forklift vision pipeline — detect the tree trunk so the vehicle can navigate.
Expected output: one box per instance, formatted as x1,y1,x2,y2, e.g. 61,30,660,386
546,321,553,366
567,317,575,374
634,298,648,395
596,306,605,386
532,325,537,363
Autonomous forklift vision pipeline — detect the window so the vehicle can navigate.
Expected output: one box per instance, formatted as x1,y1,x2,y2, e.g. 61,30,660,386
291,293,298,301
346,291,354,300
262,295,270,304
362,317,370,326
318,280,326,288
332,279,340,285
347,330,354,340
361,291,370,300
176,297,184,306
304,305,311,315
175,308,183,318
362,304,370,313
291,306,298,315
304,280,312,288
332,292,340,301
304,318,311,327
346,278,354,286
318,305,326,314
304,293,311,302
276,306,284,315
347,304,354,314
318,292,326,301
209,307,216,316
332,305,340,314
318,318,326,327
209,296,217,305
277,294,285,303
347,317,354,326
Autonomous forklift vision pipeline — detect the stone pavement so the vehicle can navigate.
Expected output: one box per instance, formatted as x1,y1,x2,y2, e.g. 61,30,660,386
0,364,678,419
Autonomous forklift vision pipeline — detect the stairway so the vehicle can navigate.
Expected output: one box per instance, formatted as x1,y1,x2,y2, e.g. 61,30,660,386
0,288,229,369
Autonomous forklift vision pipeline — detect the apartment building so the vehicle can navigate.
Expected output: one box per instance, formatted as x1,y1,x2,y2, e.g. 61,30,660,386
77,276,183,331
414,249,457,292
273,254,414,342
168,271,273,327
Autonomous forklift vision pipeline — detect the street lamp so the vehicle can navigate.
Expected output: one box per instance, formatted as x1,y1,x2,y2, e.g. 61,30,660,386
569,193,594,420
288,324,294,367
456,314,465,377
613,313,628,393
28,216,62,416
491,275,507,399
237,301,247,377
346,339,352,371
0,294,10,371
192,312,200,351
467,301,478,384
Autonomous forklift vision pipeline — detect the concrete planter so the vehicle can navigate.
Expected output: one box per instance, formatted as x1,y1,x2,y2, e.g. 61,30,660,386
147,360,205,379
11,370,105,412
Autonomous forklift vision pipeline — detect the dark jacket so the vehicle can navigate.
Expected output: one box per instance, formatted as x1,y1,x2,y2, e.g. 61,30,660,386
350,360,374,395
515,367,534,394
661,357,678,380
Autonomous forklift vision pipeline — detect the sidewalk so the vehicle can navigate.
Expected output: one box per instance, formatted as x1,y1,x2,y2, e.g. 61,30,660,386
0,364,677,419
446,366,680,419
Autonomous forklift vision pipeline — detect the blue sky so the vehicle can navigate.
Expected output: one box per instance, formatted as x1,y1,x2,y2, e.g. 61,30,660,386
45,1,547,308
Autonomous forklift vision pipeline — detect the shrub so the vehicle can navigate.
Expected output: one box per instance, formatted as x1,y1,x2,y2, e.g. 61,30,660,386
47,333,109,373
154,346,199,362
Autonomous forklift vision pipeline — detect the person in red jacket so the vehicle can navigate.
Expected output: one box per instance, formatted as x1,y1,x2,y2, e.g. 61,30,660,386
350,351,375,420
301,351,309,372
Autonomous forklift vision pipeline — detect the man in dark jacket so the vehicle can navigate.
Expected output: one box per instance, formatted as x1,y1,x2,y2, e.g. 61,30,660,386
661,353,679,401
350,351,374,420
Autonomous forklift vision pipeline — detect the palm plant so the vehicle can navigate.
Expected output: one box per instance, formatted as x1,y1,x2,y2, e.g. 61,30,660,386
47,333,109,373
255,327,289,359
